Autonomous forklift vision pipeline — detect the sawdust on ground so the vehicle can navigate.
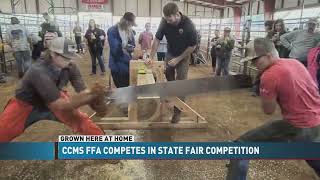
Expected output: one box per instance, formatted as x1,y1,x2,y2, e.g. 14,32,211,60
0,49,318,180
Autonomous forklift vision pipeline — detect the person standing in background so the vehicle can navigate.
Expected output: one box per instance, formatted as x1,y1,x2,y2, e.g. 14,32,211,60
280,18,320,66
272,19,290,58
215,27,235,76
85,19,106,76
139,22,153,56
107,12,136,88
32,12,62,61
40,13,62,38
190,30,202,65
5,17,32,78
210,29,220,74
157,36,167,61
264,20,274,39
95,24,105,61
73,22,83,54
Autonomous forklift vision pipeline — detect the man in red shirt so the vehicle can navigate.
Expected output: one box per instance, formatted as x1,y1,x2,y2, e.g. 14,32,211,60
226,38,320,180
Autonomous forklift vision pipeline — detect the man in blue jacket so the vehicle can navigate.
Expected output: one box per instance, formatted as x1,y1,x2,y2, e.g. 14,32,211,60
107,12,136,88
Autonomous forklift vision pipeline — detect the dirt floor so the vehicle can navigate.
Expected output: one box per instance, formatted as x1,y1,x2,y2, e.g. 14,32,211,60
0,49,319,180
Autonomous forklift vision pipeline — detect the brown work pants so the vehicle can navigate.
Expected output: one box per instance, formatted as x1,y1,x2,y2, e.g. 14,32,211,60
165,53,190,115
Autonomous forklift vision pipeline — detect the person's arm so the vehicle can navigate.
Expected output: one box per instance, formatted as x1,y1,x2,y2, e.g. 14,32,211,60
259,73,278,115
107,28,123,57
84,29,90,40
169,46,196,65
49,89,97,112
226,38,235,51
28,69,96,112
261,98,277,114
280,31,298,50
150,38,160,59
127,31,136,52
149,19,165,61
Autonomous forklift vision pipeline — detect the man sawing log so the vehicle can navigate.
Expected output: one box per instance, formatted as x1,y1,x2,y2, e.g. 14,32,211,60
0,37,109,142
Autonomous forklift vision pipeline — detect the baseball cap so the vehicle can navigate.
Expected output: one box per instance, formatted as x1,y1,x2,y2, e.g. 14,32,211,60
307,17,319,25
224,27,231,32
123,12,137,26
240,38,276,63
11,17,20,24
47,37,79,60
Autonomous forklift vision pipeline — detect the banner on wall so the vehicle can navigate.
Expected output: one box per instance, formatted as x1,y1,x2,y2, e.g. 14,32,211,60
3,139,320,160
79,0,110,12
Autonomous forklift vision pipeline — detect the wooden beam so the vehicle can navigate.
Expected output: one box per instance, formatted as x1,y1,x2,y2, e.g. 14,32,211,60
100,117,129,121
166,97,206,122
128,60,139,121
137,73,155,85
99,59,207,129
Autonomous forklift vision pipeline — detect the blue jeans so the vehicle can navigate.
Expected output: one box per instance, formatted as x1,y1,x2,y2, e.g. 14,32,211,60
157,52,166,61
14,50,31,78
24,106,58,128
226,120,320,180
89,47,105,74
216,55,231,76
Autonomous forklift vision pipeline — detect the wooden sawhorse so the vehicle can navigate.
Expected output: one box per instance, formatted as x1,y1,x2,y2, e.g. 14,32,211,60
97,60,208,129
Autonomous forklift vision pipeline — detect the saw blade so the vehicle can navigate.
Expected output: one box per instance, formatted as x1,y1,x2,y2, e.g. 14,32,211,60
109,74,252,104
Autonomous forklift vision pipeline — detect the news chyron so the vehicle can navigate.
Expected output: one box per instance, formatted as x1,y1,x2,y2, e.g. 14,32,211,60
59,135,134,142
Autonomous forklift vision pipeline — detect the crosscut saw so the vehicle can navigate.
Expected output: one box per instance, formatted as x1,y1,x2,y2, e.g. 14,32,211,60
109,74,252,104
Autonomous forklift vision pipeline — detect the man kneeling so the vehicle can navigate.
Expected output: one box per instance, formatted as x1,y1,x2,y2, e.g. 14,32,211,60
0,37,106,142
226,38,320,179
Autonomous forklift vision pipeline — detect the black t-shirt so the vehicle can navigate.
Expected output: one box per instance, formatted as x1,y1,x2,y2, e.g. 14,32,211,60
15,60,86,106
155,13,197,56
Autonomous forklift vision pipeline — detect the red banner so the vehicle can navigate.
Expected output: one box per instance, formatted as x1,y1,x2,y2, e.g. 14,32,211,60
81,0,108,4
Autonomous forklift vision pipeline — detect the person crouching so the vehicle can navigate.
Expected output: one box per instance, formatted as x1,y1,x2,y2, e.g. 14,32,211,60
0,37,106,142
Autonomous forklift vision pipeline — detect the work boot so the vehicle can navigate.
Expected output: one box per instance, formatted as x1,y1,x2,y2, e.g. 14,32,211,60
171,107,181,123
